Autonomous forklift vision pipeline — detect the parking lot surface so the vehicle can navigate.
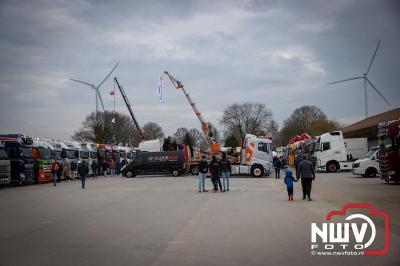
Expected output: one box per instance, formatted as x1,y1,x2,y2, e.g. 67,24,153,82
0,171,399,266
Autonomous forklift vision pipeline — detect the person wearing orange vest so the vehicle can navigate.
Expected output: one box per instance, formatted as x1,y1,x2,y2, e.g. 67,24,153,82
51,160,60,186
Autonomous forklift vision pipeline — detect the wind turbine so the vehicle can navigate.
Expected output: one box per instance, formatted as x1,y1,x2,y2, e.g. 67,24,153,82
327,40,390,118
70,63,119,116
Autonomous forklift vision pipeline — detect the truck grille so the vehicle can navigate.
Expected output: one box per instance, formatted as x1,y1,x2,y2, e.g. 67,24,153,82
25,168,34,180
43,164,51,172
0,165,9,172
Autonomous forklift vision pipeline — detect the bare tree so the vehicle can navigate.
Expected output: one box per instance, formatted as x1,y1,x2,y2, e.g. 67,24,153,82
267,120,279,144
221,102,273,141
142,122,165,140
72,111,139,145
188,128,203,147
173,127,188,144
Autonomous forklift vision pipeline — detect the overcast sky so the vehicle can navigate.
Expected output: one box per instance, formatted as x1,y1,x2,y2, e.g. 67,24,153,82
0,0,399,140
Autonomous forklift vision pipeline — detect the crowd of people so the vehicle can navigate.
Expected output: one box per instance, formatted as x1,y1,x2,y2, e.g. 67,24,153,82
198,152,231,193
50,156,129,189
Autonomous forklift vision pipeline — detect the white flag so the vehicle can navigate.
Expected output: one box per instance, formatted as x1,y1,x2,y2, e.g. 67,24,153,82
157,74,164,103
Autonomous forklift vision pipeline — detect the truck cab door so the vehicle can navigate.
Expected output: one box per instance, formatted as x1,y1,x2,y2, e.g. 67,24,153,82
253,141,271,172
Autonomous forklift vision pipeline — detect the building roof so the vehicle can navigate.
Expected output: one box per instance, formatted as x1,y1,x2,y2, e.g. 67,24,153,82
342,107,400,134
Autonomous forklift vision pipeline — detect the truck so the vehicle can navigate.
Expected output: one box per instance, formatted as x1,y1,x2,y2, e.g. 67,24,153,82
377,119,400,183
230,134,273,177
352,147,380,177
81,142,98,176
49,141,71,179
0,143,11,185
63,141,80,179
314,131,352,172
97,144,113,175
32,140,53,183
0,134,35,185
121,150,186,177
344,138,368,161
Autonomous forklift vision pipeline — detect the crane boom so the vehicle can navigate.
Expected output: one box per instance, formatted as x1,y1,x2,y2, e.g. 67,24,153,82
114,77,144,140
163,71,218,152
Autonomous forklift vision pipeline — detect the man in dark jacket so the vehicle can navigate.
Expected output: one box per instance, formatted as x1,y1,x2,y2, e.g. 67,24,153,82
297,155,315,201
273,157,282,178
210,155,223,192
78,161,89,189
294,155,303,179
198,155,209,192
220,152,231,192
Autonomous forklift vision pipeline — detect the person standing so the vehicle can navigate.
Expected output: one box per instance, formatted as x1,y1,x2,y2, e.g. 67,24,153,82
51,160,59,186
273,157,282,179
110,159,116,176
210,155,223,192
283,169,297,201
91,160,98,179
198,155,209,192
297,155,315,201
78,160,89,189
294,154,302,179
220,152,231,192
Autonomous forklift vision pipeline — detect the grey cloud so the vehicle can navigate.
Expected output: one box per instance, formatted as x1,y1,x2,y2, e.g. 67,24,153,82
0,0,399,139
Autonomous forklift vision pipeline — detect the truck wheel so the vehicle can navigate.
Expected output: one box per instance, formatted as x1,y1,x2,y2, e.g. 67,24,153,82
327,162,338,173
365,168,377,177
172,169,180,177
191,166,199,175
251,165,263,177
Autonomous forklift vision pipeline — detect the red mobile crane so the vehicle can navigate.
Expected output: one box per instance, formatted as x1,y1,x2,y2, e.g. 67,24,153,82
114,77,144,140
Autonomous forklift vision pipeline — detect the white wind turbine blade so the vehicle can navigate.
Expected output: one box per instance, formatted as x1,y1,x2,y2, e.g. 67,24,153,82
70,78,95,88
366,40,381,75
96,62,119,89
366,78,390,105
97,88,106,112
327,76,363,85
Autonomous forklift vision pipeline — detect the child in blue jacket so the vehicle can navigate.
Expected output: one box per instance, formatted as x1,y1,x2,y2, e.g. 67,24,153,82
284,169,297,201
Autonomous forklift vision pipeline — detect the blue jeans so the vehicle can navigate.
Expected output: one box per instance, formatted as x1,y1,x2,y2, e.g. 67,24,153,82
80,175,86,189
198,172,206,191
52,172,57,186
274,167,280,178
222,171,230,191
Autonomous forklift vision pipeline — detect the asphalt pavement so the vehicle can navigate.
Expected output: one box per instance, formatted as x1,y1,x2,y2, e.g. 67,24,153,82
0,171,399,266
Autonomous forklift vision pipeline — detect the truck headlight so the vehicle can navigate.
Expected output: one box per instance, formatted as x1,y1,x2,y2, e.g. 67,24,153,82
19,173,25,178
352,162,360,168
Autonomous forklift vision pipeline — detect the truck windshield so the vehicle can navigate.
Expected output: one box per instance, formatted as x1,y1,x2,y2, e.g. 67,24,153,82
366,148,378,158
127,152,133,159
67,150,77,159
0,148,8,159
20,147,33,158
53,150,62,160
379,137,392,149
90,151,97,159
39,147,51,159
80,151,89,159
120,151,126,159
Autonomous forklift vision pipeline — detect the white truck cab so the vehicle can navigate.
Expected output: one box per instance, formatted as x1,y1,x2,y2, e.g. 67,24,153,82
315,131,352,172
230,134,273,177
352,147,380,177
